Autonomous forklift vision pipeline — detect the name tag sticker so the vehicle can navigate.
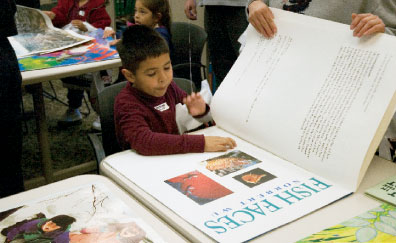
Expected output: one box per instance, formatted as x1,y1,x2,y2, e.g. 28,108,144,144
154,102,169,112
79,10,85,16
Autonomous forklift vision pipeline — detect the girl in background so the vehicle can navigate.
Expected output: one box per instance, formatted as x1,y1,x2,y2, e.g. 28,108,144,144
104,0,173,86
105,0,173,51
43,0,110,32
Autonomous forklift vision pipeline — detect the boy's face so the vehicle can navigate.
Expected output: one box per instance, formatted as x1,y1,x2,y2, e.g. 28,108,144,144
134,0,159,28
123,53,173,97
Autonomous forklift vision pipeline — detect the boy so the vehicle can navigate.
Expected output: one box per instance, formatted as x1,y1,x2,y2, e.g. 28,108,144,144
115,25,236,155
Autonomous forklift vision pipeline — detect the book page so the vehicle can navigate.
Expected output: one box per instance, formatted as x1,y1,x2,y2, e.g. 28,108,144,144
102,126,351,242
211,8,396,191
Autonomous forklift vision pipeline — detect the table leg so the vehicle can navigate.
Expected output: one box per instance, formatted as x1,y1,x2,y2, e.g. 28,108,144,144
30,83,54,183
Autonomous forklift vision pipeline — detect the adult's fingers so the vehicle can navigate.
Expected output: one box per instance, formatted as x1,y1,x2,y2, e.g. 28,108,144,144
184,1,197,20
350,13,369,30
351,13,385,37
248,2,276,38
363,23,385,36
354,15,375,37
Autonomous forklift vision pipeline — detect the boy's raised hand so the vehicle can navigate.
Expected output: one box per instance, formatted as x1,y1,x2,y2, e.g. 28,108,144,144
204,136,237,152
183,92,206,116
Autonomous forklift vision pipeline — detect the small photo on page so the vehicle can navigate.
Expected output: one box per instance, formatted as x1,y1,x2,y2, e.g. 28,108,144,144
233,168,276,188
164,170,233,205
201,150,262,177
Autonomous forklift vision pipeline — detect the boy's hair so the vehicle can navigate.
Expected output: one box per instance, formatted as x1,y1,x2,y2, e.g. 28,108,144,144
116,25,169,74
138,0,172,34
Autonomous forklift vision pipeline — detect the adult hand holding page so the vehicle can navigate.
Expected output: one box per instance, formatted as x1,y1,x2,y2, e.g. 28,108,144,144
101,8,396,242
212,8,396,192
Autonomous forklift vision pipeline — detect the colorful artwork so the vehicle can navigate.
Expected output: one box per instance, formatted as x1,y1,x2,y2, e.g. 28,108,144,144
0,183,163,242
296,203,396,243
201,150,262,177
165,170,233,205
17,39,118,72
233,167,276,188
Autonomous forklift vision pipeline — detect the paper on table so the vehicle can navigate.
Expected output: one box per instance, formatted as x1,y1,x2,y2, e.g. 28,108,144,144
9,5,93,57
366,175,396,206
212,8,396,191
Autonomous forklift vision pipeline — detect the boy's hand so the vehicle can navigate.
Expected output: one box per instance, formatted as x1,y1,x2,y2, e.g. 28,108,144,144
183,92,206,116
204,136,237,152
351,13,385,37
71,20,88,32
43,11,56,20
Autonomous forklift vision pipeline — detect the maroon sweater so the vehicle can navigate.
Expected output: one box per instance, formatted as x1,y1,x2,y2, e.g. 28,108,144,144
51,0,111,29
114,81,205,155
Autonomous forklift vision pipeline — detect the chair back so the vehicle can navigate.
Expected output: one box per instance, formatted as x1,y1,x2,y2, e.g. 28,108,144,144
98,81,127,156
171,22,207,89
173,77,197,94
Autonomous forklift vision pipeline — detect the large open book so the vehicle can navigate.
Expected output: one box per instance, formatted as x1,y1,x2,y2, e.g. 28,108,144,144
101,8,396,242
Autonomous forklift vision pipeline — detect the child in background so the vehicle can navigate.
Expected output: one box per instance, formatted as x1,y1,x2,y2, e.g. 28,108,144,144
115,25,236,155
104,0,173,51
43,0,110,32
43,0,111,129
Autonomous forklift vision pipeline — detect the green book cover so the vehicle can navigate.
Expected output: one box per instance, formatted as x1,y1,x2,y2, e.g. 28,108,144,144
366,175,396,206
296,204,396,242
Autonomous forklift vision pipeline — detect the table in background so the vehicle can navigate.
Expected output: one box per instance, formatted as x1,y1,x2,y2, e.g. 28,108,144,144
100,154,396,243
0,174,187,242
22,58,121,189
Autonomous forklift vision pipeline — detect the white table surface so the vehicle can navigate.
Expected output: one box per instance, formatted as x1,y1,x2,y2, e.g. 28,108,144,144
0,174,186,242
100,153,396,243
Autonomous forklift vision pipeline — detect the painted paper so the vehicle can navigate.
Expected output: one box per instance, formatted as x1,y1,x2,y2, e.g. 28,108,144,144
296,204,396,242
0,183,164,242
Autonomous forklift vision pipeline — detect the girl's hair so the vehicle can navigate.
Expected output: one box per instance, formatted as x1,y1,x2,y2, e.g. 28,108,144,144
138,0,171,34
